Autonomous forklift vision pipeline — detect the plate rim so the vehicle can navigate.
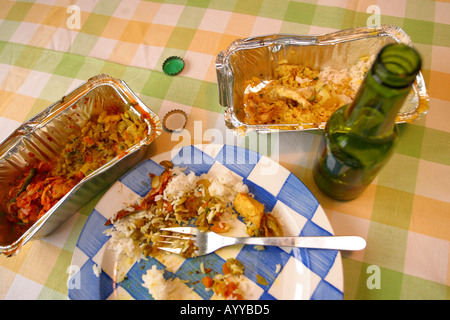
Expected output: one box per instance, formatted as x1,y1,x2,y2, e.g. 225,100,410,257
68,143,343,300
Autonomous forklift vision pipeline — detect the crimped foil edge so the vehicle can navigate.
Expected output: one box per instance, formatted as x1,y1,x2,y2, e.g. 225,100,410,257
0,74,162,256
217,25,430,135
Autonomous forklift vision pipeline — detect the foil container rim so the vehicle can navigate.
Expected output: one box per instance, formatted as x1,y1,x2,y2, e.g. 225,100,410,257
216,25,430,135
0,74,162,149
0,74,162,256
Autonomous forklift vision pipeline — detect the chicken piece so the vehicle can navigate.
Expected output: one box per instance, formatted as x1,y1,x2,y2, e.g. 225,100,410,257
233,193,265,228
265,85,312,108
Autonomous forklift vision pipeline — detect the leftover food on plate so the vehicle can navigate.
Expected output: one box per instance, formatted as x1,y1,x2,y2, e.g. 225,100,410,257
105,160,283,300
242,58,371,125
142,258,246,300
199,258,246,300
1,108,148,235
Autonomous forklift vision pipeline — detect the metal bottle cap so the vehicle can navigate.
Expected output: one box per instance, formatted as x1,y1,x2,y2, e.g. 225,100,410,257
162,56,185,76
162,109,187,132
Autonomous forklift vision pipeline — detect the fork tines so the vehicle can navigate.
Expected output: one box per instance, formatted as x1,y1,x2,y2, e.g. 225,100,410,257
160,227,197,235
158,234,193,241
157,227,197,254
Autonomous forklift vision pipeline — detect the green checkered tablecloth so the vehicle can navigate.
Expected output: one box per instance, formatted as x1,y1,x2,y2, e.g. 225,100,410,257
0,0,449,300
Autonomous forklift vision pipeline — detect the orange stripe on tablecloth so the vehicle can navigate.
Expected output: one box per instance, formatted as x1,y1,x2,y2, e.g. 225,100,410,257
317,183,377,222
28,24,59,48
0,239,33,273
429,70,450,101
23,3,52,24
415,159,450,203
131,1,161,23
224,12,257,37
1,93,36,122
108,41,141,67
425,97,450,133
18,241,62,286
204,58,218,83
143,24,175,47
410,196,450,241
119,20,152,44
39,5,68,28
0,66,32,92
217,33,240,55
189,29,227,55
0,1,15,20
0,265,17,299
101,16,129,40
0,90,15,117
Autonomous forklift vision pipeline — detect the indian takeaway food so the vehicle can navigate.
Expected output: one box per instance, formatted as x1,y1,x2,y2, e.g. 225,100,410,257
242,58,372,125
1,108,148,234
142,258,246,300
105,160,283,300
200,258,246,300
105,161,282,260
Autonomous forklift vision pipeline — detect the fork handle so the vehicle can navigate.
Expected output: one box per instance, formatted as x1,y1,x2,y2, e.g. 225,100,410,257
231,236,366,251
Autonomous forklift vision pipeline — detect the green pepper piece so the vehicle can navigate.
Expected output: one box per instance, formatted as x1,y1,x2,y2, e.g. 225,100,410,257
9,168,37,203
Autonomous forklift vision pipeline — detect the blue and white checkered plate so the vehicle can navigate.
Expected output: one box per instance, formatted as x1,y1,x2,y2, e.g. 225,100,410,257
68,144,343,300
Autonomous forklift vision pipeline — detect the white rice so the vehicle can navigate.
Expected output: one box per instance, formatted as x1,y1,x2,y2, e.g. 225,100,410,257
104,166,257,299
92,263,101,277
275,264,281,274
105,167,249,263
142,265,195,300
209,172,249,202
318,56,373,105
142,266,168,299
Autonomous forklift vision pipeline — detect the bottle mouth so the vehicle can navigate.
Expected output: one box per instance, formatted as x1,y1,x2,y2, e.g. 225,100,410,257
373,43,422,88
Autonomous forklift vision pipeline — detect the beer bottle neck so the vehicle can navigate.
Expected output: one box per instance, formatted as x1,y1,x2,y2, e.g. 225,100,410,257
344,44,421,138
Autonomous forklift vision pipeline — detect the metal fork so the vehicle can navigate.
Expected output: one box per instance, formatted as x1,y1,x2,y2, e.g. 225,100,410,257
157,227,366,256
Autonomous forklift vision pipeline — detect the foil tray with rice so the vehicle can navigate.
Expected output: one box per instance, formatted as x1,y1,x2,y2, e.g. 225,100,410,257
0,74,162,256
216,25,430,135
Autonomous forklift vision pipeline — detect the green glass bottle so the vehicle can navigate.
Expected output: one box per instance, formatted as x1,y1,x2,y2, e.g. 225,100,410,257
313,43,421,201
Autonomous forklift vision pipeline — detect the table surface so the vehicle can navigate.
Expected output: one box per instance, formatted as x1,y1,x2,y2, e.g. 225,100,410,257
0,0,449,300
